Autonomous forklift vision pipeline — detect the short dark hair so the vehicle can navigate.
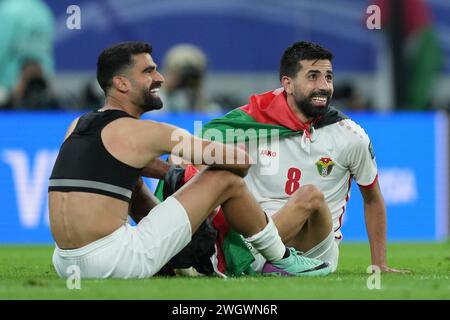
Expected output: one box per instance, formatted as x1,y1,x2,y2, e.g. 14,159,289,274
97,41,152,94
279,41,333,81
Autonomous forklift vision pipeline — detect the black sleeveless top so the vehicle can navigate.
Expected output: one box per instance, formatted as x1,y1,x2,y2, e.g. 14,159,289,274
48,109,143,202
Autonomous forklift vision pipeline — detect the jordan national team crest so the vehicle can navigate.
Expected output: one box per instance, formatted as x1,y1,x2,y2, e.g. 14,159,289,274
316,157,334,177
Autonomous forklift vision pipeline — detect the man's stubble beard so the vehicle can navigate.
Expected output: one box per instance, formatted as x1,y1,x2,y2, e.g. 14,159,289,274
137,85,163,112
293,90,332,119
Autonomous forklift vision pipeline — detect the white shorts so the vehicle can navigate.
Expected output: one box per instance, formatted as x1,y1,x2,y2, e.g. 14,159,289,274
52,196,192,279
302,231,340,272
251,203,340,273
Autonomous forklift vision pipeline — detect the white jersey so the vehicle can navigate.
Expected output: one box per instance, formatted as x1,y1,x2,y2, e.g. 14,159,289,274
244,118,378,240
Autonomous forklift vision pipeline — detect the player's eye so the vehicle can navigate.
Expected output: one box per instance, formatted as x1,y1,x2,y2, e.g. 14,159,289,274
144,67,156,74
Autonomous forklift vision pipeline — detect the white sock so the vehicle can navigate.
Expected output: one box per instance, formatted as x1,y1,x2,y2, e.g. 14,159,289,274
244,217,285,262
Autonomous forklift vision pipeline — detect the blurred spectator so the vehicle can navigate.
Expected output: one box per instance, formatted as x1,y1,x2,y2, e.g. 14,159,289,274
333,83,370,112
0,59,60,110
160,44,221,113
0,0,55,94
376,0,443,110
81,79,105,111
211,92,245,113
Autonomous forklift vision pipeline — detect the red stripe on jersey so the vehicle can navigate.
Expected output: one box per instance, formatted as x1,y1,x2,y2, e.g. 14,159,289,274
358,174,378,190
334,207,345,240
334,176,353,239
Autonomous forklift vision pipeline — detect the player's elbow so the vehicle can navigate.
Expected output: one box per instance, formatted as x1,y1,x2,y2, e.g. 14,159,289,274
233,163,251,177
229,150,252,176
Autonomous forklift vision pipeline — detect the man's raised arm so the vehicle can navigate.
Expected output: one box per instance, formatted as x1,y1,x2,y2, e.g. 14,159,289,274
144,121,251,177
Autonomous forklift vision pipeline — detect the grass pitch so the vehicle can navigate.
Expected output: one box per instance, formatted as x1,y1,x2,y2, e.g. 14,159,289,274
0,242,448,300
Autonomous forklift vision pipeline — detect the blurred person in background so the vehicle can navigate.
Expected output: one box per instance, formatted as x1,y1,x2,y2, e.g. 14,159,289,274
0,0,55,108
211,91,245,113
333,82,371,112
160,44,221,113
376,0,443,110
80,79,105,111
0,59,60,110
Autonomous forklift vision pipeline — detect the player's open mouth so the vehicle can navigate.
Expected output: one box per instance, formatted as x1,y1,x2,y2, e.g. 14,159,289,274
311,96,327,107
150,88,160,97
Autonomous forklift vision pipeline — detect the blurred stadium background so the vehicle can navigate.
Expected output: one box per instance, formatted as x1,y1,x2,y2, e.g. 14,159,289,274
0,0,448,247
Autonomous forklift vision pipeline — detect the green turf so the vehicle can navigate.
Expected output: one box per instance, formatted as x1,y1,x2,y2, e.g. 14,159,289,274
0,242,449,299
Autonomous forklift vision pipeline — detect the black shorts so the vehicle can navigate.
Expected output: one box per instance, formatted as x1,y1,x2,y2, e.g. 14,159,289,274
157,218,217,276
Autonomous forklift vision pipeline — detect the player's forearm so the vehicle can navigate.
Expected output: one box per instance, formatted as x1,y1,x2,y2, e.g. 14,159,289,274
141,158,171,179
206,143,251,177
129,178,160,223
208,163,250,177
364,201,387,267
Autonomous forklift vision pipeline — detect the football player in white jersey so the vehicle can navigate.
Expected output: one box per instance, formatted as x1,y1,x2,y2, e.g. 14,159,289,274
198,41,407,273
243,41,407,273
151,41,408,275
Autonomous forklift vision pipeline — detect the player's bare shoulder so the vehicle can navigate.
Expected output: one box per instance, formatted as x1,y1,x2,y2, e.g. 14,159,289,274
103,116,170,143
101,116,140,142
137,119,190,147
113,119,188,158
100,117,155,167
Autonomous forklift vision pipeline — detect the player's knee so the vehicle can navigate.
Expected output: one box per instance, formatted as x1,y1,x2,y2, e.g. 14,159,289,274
307,185,326,212
300,185,332,231
291,185,325,212
226,172,247,193
203,169,245,192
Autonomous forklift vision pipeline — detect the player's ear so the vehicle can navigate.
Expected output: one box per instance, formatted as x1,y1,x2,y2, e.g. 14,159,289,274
112,75,129,93
281,76,294,95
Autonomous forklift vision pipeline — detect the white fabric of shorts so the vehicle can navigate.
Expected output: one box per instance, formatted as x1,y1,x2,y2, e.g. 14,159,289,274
52,196,192,279
302,231,339,272
250,203,340,273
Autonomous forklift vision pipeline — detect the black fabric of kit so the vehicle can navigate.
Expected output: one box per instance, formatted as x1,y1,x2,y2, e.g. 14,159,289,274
157,165,217,276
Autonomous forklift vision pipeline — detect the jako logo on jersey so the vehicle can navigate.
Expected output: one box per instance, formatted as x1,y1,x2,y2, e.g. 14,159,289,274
316,157,334,177
260,149,277,157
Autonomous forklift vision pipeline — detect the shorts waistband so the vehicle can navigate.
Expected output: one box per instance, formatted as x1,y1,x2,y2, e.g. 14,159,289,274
55,224,129,258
